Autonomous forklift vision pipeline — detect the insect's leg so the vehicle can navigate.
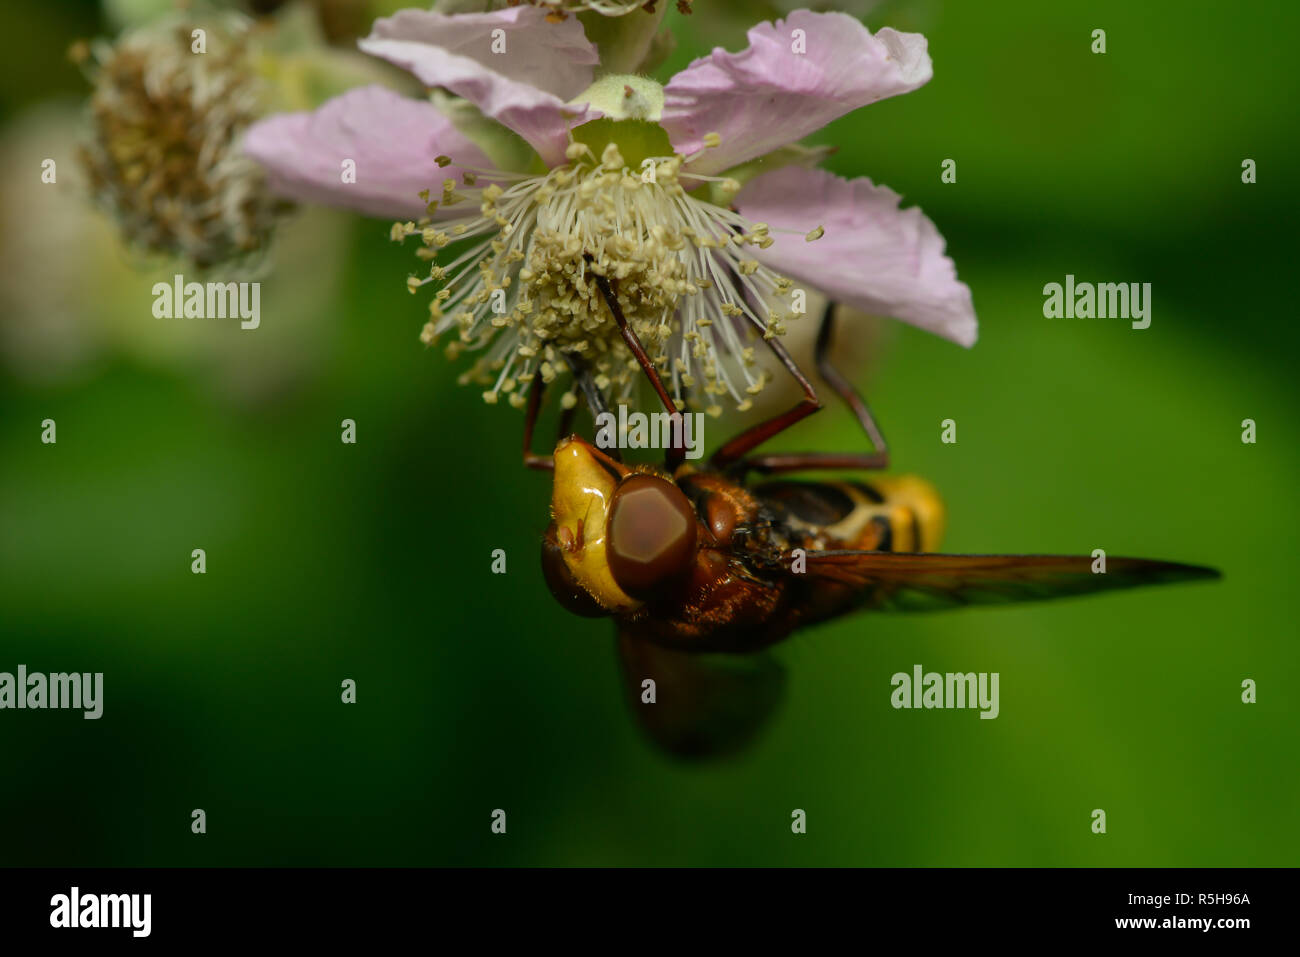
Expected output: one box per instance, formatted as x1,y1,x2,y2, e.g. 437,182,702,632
521,369,555,471
812,304,889,461
555,394,578,442
560,351,608,421
591,271,686,470
523,350,626,471
727,302,890,475
707,326,822,470
560,351,622,462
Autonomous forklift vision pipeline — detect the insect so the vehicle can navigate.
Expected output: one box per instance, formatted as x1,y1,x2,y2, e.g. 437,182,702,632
532,302,1220,758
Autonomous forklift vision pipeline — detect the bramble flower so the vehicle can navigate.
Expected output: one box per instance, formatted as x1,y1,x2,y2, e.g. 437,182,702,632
0,102,355,401
72,12,291,270
431,0,689,19
245,7,976,413
427,0,678,76
72,5,407,272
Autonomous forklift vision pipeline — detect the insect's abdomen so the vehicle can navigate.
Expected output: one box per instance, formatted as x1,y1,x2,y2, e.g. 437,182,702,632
755,475,946,554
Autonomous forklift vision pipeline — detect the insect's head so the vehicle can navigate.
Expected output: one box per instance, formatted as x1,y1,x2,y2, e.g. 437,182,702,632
542,435,699,617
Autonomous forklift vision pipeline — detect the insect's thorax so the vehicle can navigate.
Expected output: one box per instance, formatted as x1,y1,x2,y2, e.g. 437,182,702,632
621,472,946,652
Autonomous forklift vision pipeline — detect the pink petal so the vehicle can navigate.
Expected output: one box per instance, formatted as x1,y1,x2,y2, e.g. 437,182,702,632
735,166,977,347
663,12,932,175
243,85,492,220
359,7,598,166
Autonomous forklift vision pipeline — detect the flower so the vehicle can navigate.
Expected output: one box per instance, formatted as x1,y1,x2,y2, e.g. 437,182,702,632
244,7,976,414
430,0,685,18
427,0,677,75
72,4,409,273
73,12,292,270
0,101,355,402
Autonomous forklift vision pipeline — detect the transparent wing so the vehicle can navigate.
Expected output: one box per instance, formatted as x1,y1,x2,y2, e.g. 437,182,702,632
800,551,1220,613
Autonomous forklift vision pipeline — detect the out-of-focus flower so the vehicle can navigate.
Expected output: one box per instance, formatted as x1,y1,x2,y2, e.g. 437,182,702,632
73,11,292,270
71,3,410,273
0,102,352,404
245,0,374,44
245,7,975,415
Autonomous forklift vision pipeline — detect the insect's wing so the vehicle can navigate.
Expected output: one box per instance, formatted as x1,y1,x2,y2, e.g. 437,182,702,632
616,630,786,760
801,552,1220,613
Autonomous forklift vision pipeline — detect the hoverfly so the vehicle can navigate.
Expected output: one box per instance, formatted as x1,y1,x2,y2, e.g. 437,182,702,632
525,299,1220,758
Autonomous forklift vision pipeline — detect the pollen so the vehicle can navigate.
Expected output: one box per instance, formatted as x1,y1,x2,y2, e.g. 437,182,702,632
397,137,805,412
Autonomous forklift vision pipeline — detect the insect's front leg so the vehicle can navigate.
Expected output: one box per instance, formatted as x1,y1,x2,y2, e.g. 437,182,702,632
591,268,687,471
565,352,622,462
521,369,555,471
521,353,620,471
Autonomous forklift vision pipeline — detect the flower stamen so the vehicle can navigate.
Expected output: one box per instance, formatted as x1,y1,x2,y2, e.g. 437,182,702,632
397,137,810,413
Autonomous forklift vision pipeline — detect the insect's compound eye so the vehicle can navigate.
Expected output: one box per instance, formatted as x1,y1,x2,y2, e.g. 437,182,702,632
607,474,698,599
540,527,610,618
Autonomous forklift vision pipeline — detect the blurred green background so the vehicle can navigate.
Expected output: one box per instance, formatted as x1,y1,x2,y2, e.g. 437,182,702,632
1,0,1296,866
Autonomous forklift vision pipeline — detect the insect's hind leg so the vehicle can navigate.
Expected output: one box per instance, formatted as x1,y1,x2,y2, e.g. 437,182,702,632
728,301,890,476
705,330,822,470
